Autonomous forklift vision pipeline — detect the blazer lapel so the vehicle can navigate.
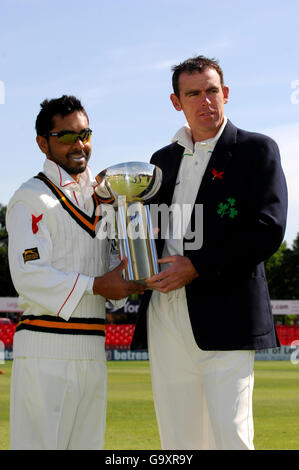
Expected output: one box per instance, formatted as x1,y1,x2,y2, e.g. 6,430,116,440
152,142,183,206
197,119,237,200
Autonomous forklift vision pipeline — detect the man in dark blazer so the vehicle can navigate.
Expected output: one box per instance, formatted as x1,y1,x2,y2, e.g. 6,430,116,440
131,56,288,450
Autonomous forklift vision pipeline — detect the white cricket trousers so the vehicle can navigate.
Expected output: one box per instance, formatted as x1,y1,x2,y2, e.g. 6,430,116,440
147,289,255,450
10,357,107,450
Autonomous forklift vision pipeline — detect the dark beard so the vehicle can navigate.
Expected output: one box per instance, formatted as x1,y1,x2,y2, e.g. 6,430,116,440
65,151,90,174
47,142,91,176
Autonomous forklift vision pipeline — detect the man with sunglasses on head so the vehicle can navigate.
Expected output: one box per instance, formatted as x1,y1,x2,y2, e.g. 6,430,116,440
6,95,144,450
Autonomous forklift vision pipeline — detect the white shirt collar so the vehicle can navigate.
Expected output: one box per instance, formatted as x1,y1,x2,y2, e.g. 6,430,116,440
43,159,95,199
172,116,228,153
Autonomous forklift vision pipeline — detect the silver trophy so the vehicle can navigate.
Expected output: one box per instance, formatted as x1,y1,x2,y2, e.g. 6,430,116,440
95,162,163,283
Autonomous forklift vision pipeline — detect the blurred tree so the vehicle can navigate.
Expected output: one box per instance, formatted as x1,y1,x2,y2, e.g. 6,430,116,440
0,204,17,296
265,235,299,325
278,234,299,300
265,241,288,299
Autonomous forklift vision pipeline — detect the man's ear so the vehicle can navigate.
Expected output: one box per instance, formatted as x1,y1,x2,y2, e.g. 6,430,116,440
36,135,49,156
223,86,229,104
170,93,182,111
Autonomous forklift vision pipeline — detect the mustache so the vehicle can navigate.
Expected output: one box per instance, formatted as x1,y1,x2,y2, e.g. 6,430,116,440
66,151,89,159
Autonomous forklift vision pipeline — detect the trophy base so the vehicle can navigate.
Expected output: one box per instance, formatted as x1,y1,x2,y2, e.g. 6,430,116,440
125,277,154,290
134,278,147,286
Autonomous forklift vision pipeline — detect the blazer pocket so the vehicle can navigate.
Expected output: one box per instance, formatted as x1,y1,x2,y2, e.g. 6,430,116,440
232,277,273,336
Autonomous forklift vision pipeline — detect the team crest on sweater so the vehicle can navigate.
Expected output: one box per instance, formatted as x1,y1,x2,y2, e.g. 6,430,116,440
23,247,40,263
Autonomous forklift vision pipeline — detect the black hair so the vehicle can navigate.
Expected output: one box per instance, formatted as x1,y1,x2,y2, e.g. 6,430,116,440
35,95,88,136
171,55,224,97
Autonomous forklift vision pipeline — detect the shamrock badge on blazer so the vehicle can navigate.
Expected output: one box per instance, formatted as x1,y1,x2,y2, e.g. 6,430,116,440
217,198,238,219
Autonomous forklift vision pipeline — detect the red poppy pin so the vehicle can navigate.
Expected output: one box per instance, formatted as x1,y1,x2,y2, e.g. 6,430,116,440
210,168,224,180
32,214,43,234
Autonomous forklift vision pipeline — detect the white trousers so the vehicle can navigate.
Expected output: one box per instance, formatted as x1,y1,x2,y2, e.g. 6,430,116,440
10,357,107,450
147,289,255,450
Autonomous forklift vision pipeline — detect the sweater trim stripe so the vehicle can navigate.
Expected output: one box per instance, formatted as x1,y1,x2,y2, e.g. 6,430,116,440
34,172,101,238
16,315,105,336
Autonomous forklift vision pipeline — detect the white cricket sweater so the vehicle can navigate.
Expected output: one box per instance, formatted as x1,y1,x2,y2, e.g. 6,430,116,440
6,160,113,360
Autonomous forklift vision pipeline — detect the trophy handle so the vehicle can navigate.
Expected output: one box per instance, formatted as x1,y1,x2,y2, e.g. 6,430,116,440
145,205,159,275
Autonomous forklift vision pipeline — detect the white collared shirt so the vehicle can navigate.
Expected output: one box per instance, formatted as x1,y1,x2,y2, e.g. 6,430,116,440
163,117,227,258
43,159,95,212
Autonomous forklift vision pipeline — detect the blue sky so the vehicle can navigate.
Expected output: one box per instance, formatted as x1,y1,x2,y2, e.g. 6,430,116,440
1,0,299,246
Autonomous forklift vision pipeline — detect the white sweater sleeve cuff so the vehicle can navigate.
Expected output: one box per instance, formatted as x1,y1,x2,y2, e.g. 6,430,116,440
86,277,95,295
84,277,127,308
109,297,128,309
58,274,91,321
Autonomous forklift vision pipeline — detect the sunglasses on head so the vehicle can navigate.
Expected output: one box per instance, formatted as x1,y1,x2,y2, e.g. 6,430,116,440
46,128,92,144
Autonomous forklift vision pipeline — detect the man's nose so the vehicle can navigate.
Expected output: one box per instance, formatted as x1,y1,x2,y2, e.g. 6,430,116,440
200,93,211,105
72,137,85,149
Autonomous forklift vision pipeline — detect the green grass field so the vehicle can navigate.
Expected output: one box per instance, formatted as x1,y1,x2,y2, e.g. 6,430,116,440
1,360,299,450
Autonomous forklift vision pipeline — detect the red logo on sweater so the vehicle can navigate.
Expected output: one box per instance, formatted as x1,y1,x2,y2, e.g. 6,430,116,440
32,214,43,234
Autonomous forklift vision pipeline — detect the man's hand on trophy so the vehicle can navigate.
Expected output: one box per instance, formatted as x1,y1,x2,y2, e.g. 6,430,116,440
93,258,146,299
145,255,199,293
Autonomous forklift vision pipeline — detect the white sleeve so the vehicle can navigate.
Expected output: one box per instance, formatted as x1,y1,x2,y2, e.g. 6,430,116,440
86,255,127,308
107,244,127,308
6,201,90,321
